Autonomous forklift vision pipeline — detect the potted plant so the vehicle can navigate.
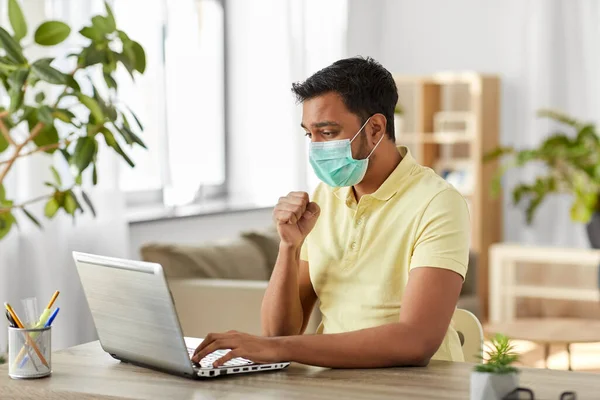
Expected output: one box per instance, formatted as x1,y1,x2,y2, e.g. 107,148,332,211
485,109,600,247
471,334,519,400
0,0,147,240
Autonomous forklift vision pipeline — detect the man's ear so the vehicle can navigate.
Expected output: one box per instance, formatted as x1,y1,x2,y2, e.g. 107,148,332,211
368,113,388,144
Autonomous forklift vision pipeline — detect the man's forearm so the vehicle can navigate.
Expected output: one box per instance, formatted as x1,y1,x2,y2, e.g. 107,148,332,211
261,243,304,336
277,323,435,368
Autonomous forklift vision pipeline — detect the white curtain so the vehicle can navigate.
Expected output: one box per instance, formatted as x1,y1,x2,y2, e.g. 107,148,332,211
504,0,600,247
0,0,130,352
226,0,348,202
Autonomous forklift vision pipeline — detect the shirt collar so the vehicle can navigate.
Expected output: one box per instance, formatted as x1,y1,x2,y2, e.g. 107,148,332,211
332,146,416,203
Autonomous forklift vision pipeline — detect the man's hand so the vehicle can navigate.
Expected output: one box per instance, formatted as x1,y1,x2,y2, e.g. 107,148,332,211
273,192,320,248
191,331,284,368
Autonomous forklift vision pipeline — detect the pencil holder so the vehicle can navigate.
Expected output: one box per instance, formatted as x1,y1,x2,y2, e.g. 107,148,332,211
8,326,52,379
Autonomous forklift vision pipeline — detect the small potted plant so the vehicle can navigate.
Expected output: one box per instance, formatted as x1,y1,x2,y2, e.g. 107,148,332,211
471,334,519,400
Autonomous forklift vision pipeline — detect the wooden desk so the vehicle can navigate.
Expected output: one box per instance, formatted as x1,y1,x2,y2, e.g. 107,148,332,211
1,341,600,399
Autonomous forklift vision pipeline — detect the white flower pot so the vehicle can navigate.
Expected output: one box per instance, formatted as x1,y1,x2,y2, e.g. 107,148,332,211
470,371,519,400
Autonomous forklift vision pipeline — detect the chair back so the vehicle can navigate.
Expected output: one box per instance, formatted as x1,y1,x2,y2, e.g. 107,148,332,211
453,308,484,363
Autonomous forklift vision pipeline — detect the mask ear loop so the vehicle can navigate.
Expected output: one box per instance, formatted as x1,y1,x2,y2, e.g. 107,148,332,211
350,117,372,143
366,132,386,158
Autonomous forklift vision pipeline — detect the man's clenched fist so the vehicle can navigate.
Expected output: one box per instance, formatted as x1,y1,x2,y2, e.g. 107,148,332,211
273,192,320,248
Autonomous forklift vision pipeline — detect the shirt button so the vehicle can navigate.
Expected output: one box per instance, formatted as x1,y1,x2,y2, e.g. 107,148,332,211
357,218,364,226
351,242,357,250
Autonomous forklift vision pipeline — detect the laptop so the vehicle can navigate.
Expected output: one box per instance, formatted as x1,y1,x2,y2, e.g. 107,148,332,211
72,251,290,379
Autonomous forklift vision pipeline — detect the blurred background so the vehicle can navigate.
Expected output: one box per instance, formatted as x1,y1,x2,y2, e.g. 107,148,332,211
1,0,600,372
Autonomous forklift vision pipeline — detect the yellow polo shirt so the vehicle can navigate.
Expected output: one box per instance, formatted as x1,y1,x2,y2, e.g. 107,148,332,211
301,146,470,362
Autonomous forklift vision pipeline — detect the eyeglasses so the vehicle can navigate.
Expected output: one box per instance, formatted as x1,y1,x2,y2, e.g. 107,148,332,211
503,387,577,400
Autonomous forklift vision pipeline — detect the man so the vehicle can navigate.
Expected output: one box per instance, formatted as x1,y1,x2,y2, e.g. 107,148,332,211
193,57,470,368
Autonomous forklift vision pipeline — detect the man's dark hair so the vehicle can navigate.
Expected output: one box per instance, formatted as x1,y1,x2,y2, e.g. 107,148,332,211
291,56,399,141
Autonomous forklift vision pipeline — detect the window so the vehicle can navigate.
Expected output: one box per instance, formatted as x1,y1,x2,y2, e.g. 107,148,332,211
114,0,226,206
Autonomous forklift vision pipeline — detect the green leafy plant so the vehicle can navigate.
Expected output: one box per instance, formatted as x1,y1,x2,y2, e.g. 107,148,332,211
474,334,519,374
0,0,146,239
484,109,600,224
0,353,4,365
394,103,403,115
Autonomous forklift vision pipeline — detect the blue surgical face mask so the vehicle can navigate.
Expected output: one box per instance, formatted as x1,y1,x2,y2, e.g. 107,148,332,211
309,117,384,187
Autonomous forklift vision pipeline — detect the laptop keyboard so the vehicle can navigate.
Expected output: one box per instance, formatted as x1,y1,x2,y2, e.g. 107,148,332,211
187,347,253,369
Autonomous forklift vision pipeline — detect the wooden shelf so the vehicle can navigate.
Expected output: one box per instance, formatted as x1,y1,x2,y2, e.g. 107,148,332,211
394,73,501,321
512,285,599,302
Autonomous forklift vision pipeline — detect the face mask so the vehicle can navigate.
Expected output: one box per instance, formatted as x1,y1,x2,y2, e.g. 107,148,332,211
309,117,384,187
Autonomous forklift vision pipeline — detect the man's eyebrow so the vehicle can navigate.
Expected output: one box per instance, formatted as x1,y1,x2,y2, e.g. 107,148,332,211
300,121,342,129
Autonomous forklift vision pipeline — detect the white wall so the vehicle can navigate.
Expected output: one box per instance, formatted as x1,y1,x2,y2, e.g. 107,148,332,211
347,0,596,247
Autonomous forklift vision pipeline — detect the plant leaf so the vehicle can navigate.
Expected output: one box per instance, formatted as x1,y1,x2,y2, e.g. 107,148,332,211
125,105,143,131
34,21,71,46
79,26,104,42
537,108,580,128
8,0,27,42
31,60,68,85
76,93,104,122
0,184,5,201
91,16,113,36
72,136,97,173
50,165,62,186
92,86,117,121
116,123,146,148
0,26,26,64
62,191,78,215
81,190,96,217
0,212,16,239
66,75,80,92
103,71,117,89
131,41,146,73
101,128,134,167
92,163,98,185
44,197,60,218
116,52,135,79
0,132,8,153
52,109,77,124
104,2,117,32
33,125,59,153
7,67,28,112
22,208,42,229
37,105,54,125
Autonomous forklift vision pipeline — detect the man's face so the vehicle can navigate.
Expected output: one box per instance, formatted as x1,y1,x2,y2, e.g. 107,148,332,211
301,92,370,160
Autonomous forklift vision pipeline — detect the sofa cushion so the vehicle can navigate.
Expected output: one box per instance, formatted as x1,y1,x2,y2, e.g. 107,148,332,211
241,226,280,275
140,237,269,280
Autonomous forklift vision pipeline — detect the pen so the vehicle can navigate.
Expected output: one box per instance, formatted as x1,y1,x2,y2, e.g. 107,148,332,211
4,302,50,369
19,308,59,368
45,291,59,310
44,307,59,328
5,310,16,327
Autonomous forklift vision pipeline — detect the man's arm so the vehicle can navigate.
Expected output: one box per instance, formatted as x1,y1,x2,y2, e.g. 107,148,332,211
260,191,320,337
279,267,462,367
261,251,317,336
193,267,463,368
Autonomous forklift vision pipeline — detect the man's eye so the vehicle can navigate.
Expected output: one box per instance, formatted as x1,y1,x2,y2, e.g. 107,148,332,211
304,132,312,138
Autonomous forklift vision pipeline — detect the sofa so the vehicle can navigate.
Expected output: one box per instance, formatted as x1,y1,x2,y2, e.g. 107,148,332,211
140,226,478,338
